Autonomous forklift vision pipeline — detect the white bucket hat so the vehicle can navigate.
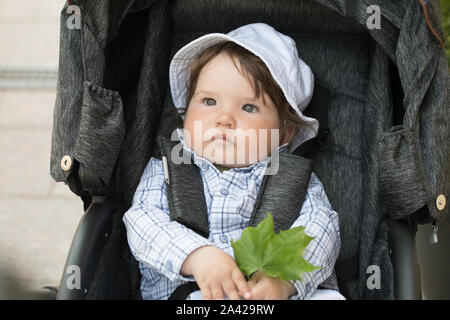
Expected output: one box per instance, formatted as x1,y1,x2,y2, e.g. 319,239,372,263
169,22,319,153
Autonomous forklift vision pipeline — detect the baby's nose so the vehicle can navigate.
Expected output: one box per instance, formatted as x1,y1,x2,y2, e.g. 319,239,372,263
215,111,236,128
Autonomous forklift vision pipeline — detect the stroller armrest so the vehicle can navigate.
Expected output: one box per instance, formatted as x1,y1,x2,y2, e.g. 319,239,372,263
388,218,422,300
56,196,114,300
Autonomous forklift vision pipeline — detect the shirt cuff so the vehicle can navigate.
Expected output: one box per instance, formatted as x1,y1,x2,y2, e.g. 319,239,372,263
159,230,214,282
288,273,315,300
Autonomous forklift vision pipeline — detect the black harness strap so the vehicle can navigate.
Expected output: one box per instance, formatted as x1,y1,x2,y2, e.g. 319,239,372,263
250,152,313,233
157,135,210,238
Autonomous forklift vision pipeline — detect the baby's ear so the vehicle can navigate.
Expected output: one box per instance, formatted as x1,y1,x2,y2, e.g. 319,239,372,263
281,124,296,145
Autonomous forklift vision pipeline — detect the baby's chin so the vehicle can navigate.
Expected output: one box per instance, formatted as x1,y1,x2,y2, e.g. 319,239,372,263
191,139,276,167
211,160,256,168
201,149,268,168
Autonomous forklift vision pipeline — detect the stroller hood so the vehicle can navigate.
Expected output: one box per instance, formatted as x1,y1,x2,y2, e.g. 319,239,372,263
51,0,449,300
53,0,448,221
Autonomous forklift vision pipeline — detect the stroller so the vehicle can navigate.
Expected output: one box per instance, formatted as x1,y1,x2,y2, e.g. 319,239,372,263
50,0,449,300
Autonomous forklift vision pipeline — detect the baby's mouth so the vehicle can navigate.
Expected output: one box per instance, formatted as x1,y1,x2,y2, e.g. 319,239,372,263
208,132,234,144
213,133,227,141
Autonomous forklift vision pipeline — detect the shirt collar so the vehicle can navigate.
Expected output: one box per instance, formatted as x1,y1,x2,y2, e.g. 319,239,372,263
175,128,288,173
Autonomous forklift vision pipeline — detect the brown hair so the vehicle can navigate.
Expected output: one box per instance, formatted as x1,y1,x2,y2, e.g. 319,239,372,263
175,41,306,142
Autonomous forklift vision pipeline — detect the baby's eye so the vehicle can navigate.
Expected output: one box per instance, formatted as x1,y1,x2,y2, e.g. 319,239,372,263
202,98,216,106
242,104,258,113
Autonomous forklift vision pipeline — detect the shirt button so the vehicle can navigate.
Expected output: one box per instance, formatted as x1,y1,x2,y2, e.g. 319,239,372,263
202,163,209,171
436,194,446,211
219,234,228,243
220,188,229,196
305,283,312,294
60,155,72,171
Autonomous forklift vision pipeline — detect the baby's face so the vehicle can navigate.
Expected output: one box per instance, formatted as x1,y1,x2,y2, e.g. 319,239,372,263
183,52,286,167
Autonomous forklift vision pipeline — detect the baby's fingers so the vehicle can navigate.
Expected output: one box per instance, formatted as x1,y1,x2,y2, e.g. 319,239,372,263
232,269,251,300
250,282,266,300
201,286,213,300
211,283,224,300
222,279,240,300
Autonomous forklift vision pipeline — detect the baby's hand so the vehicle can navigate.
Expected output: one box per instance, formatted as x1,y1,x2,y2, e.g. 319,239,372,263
247,271,297,300
181,246,252,300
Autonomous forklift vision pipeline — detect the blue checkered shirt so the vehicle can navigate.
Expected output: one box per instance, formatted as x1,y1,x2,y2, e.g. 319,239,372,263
123,129,341,300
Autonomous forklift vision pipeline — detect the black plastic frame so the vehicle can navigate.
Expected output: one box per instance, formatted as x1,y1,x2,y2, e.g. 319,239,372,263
56,196,113,300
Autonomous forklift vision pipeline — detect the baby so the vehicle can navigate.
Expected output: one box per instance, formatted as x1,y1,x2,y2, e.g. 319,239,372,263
123,23,343,300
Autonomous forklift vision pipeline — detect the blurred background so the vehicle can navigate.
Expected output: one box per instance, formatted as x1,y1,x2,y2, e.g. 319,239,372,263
0,0,448,299
0,0,81,297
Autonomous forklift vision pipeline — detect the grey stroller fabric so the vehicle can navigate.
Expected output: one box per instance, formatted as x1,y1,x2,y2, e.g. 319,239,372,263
50,0,449,300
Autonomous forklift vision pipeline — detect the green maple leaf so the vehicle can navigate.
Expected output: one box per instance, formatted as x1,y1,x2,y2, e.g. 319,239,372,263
230,212,321,281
